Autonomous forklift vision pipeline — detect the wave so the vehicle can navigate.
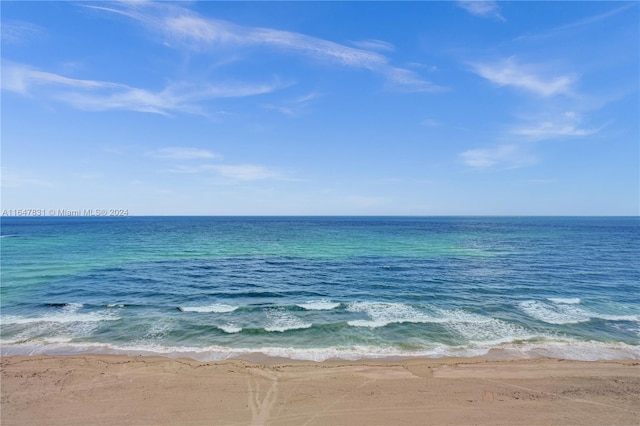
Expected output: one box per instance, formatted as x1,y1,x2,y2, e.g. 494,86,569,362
519,300,640,325
381,265,408,270
264,309,312,332
217,323,242,334
519,300,591,324
2,339,638,362
346,302,435,328
547,298,581,305
44,302,81,308
344,302,537,344
2,303,118,325
440,310,535,344
296,299,340,311
178,304,239,313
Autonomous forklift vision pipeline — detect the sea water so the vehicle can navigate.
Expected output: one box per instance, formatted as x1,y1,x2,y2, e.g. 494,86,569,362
1,216,638,361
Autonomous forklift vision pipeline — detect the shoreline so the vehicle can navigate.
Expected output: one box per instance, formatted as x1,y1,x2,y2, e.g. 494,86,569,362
2,354,639,425
3,339,639,364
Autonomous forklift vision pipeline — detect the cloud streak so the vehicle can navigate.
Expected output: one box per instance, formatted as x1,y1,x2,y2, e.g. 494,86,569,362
472,58,575,97
516,4,636,42
150,145,286,181
167,163,284,182
2,62,284,115
147,147,220,160
210,164,282,181
1,168,54,188
349,39,395,52
1,20,43,44
457,1,505,21
460,144,535,169
85,2,443,93
511,112,602,140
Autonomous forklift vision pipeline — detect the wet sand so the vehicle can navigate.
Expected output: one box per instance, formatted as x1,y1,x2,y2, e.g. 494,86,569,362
1,355,639,425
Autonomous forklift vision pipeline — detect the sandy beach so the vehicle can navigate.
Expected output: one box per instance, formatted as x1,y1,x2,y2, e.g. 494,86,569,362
1,355,638,425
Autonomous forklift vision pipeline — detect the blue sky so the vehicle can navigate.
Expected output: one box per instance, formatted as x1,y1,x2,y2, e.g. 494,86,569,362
1,1,638,215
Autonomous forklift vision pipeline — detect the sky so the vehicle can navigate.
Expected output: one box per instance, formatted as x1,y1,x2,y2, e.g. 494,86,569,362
1,1,638,215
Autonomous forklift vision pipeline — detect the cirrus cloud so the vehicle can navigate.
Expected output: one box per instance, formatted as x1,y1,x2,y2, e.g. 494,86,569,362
146,147,220,160
166,163,285,182
1,62,284,116
457,1,505,21
472,58,576,97
460,144,536,169
83,2,444,93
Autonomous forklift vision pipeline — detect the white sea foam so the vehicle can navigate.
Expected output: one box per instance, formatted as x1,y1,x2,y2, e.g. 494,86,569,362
597,314,640,321
3,304,115,342
346,302,435,328
239,345,487,362
519,300,640,324
344,302,539,344
548,298,581,305
264,309,312,332
142,321,172,340
442,311,535,344
2,304,118,325
495,340,640,361
64,302,83,311
519,300,591,324
218,323,242,334
297,299,340,311
0,341,486,362
179,304,239,313
2,340,639,362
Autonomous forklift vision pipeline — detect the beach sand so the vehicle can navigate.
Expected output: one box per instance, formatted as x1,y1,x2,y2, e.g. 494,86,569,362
1,355,639,425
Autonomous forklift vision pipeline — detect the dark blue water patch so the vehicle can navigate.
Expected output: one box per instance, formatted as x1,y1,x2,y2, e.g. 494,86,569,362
53,257,442,304
43,302,74,308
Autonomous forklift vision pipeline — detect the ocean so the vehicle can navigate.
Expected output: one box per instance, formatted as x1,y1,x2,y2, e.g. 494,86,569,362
1,216,638,361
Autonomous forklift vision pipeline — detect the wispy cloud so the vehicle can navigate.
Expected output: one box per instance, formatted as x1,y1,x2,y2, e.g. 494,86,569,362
261,91,321,116
210,164,282,181
2,62,122,94
516,4,636,42
460,5,631,172
407,62,438,72
457,1,505,21
0,20,43,44
459,112,601,169
294,92,321,104
349,39,395,52
2,62,284,115
162,12,387,68
147,147,220,160
167,163,284,181
421,118,440,127
1,168,54,188
261,104,295,116
385,67,446,92
460,144,536,169
511,112,603,140
472,58,575,97
84,2,443,93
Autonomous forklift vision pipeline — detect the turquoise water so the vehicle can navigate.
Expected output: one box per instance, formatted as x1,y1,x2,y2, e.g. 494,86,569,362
1,216,638,361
